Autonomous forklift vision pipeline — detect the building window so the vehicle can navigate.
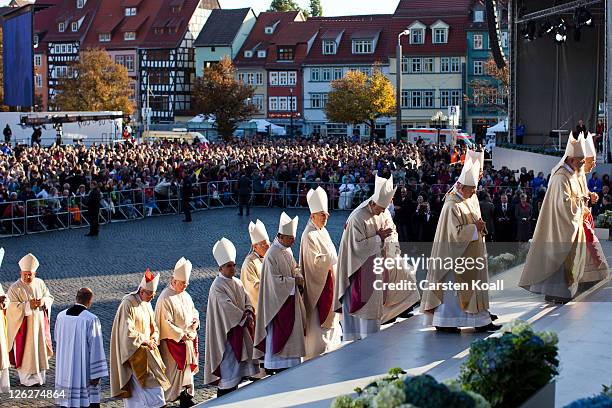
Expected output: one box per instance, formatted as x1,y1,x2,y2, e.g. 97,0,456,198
277,47,294,61
35,74,42,88
125,55,134,71
323,40,336,55
401,57,409,73
58,22,65,32
244,50,253,58
34,55,42,66
279,97,289,111
67,44,73,53
411,91,422,108
501,31,508,48
321,68,331,82
76,0,85,8
310,93,328,109
34,34,39,46
256,72,263,85
252,95,264,111
326,123,347,137
99,33,111,42
410,29,424,44
411,57,422,73
54,44,60,54
424,57,434,73
401,90,409,108
474,60,484,75
71,22,78,32
423,90,435,108
288,71,296,85
474,10,484,23
333,67,343,80
433,28,448,44
116,55,125,67
311,68,320,82
60,44,67,53
124,31,136,41
125,7,137,16
257,50,266,58
269,72,278,85
440,90,450,107
312,124,322,135
352,39,373,54
440,57,450,73
473,34,483,50
279,71,288,86
265,26,274,35
451,90,461,106
451,57,461,73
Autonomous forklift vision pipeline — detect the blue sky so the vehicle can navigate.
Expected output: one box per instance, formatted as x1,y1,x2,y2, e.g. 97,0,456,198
218,0,399,16
0,0,400,16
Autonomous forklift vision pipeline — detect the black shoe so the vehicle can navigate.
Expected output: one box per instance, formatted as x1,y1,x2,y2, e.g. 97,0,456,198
475,323,502,333
489,313,499,321
435,326,460,333
398,310,414,319
545,295,569,304
179,391,195,407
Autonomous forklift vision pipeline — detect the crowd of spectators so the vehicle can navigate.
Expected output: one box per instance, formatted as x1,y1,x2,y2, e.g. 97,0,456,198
0,136,609,240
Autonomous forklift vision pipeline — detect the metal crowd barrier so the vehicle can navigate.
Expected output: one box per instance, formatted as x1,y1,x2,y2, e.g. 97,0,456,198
0,179,542,240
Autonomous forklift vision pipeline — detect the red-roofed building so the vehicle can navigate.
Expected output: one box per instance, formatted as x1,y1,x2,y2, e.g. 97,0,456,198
388,0,472,132
233,11,305,122
302,15,393,138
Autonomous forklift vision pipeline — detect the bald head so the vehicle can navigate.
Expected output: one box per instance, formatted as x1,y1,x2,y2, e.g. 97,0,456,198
76,287,94,308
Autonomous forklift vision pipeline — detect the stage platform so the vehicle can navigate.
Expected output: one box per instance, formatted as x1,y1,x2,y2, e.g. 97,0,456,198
199,242,612,408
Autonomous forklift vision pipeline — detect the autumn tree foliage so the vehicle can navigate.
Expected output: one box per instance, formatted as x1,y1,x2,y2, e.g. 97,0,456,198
53,48,134,114
325,68,396,132
469,57,509,112
191,56,257,141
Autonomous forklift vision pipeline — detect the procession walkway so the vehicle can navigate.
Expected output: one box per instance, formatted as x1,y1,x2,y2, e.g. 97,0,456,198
200,241,612,408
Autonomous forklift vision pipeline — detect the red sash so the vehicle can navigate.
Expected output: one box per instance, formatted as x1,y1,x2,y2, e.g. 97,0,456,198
349,256,388,313
584,212,605,265
227,325,244,362
9,318,27,368
317,270,334,326
272,295,295,354
166,338,199,372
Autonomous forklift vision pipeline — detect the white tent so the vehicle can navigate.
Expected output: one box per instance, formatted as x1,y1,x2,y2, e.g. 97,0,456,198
249,119,286,136
486,120,508,136
188,114,215,123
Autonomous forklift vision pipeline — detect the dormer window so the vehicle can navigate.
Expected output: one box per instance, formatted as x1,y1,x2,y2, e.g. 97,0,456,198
257,50,267,58
352,39,373,54
411,29,424,44
244,50,253,58
71,22,78,32
125,7,137,17
322,40,336,55
430,20,449,44
99,33,111,42
33,34,39,46
277,47,294,61
76,0,85,8
265,26,274,34
474,10,485,23
124,31,136,41
58,22,65,32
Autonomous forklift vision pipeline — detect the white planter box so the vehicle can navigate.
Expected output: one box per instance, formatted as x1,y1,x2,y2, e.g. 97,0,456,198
595,227,610,241
519,381,556,408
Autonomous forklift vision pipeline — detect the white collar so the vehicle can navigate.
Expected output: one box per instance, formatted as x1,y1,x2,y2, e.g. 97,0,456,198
74,302,88,309
218,273,232,280
562,163,575,175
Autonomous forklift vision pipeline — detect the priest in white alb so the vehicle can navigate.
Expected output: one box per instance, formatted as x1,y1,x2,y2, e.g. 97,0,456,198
204,238,259,397
520,133,600,302
254,212,307,373
420,160,500,333
7,253,53,386
55,288,108,408
110,269,170,407
334,175,419,342
299,187,341,359
155,258,199,407
240,220,270,312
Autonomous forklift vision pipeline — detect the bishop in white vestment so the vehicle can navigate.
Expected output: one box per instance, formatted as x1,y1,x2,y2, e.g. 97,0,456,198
240,219,270,312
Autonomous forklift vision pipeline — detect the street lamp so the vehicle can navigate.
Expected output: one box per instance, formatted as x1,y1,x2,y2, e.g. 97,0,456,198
396,29,410,143
431,111,448,145
289,87,294,138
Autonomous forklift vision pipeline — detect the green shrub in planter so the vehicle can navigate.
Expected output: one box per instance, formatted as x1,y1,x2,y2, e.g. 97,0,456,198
459,320,559,408
330,369,490,408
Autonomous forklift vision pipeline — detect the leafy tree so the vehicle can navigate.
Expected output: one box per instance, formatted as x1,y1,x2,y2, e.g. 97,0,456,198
269,0,309,16
310,0,323,17
191,56,257,141
53,48,134,114
326,68,396,133
469,57,509,113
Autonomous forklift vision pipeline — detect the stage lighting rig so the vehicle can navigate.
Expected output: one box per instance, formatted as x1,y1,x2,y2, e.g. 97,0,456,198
538,20,555,37
555,18,568,43
574,7,593,28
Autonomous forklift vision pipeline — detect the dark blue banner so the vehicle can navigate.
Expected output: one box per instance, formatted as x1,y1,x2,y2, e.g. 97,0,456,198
3,11,34,107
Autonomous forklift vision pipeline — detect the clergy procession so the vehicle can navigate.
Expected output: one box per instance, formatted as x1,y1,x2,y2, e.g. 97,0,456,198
0,135,607,407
